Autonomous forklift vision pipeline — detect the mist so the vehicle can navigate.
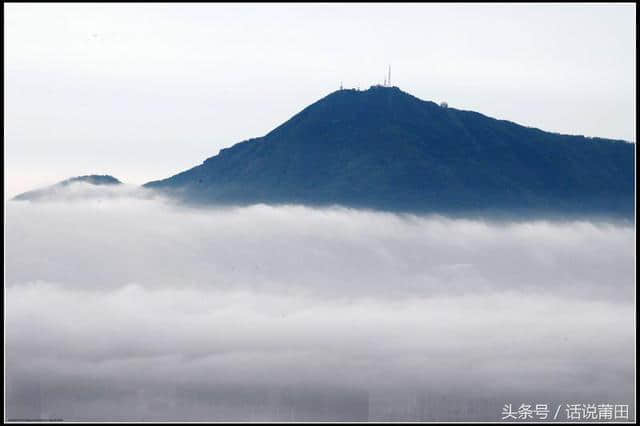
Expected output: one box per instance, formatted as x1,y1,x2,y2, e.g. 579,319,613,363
5,186,635,421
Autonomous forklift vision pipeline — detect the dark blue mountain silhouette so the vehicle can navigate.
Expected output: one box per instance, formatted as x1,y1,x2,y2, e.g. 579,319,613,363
144,86,634,218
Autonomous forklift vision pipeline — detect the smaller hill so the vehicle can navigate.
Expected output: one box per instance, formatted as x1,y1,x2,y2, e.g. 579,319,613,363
13,175,122,201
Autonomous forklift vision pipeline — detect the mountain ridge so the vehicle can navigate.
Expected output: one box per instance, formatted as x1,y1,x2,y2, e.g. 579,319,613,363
13,175,122,201
143,85,634,218
12,86,633,218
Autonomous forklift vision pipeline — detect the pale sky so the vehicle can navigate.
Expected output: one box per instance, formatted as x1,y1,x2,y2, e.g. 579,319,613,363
4,3,636,197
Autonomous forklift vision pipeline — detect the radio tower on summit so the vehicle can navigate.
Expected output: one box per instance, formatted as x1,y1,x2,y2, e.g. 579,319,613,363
388,65,391,86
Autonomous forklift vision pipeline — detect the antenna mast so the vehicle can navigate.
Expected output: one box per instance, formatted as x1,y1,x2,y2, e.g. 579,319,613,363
388,65,391,86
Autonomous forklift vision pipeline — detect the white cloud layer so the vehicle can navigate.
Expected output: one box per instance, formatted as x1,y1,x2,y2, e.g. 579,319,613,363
5,192,636,421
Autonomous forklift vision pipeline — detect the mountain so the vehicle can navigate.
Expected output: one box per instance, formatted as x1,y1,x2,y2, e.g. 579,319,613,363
13,175,122,201
144,86,634,218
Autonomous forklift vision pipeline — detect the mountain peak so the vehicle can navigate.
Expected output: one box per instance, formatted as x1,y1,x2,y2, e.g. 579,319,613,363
13,174,122,201
324,84,423,103
143,87,634,217
60,175,122,186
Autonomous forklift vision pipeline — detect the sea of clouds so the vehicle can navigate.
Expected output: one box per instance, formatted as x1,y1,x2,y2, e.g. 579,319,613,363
5,183,636,421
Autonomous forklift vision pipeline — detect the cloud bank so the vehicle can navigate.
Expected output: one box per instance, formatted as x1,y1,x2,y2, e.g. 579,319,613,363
5,192,636,421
